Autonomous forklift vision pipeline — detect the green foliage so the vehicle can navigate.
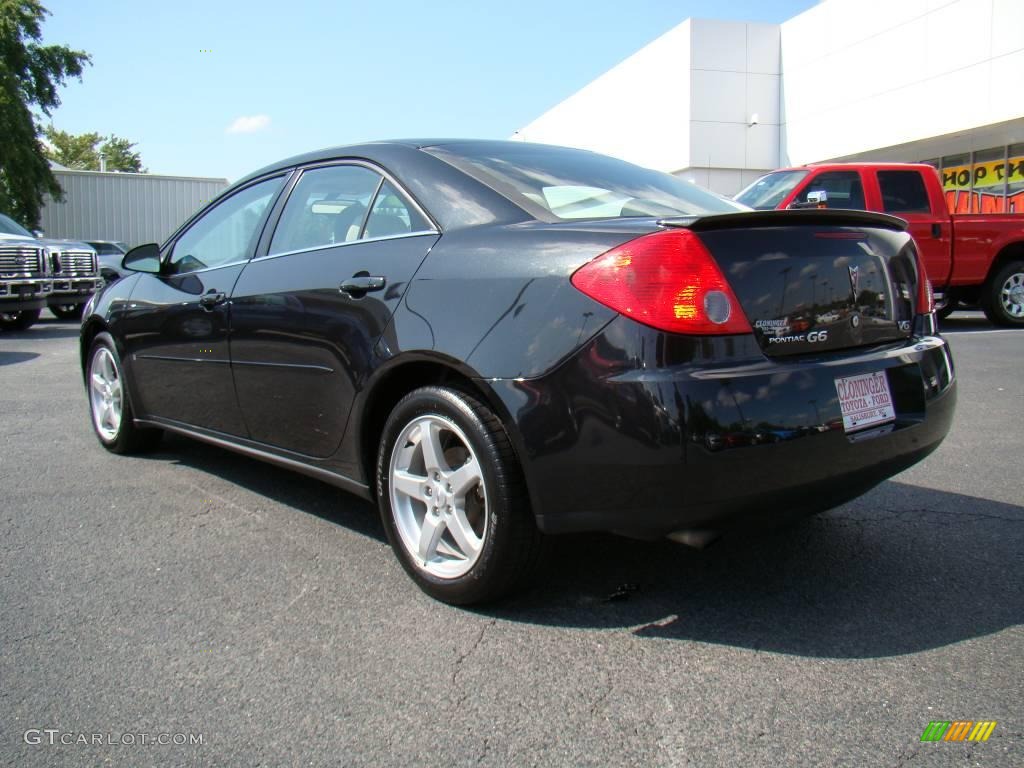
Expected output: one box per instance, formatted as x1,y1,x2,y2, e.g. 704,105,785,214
44,125,100,168
44,128,145,172
0,1,90,226
98,134,143,173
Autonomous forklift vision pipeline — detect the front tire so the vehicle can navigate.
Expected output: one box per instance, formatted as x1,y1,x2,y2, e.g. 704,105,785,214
51,303,85,320
0,308,41,331
981,260,1024,327
87,332,162,454
376,386,544,605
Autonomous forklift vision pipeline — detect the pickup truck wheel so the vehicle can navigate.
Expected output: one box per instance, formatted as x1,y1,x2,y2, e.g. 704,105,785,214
982,260,1024,327
87,332,163,454
51,303,85,320
0,308,41,331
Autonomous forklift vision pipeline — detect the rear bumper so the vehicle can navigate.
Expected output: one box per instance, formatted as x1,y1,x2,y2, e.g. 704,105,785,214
489,317,956,537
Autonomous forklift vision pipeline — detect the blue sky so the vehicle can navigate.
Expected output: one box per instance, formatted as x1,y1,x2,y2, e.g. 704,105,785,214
43,0,817,181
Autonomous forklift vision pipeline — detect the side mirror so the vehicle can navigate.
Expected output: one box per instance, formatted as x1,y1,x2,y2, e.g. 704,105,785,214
122,243,162,274
33,229,45,238
788,190,829,210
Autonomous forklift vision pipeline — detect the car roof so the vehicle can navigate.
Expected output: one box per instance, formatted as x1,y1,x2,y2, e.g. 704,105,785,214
233,139,591,186
790,162,937,170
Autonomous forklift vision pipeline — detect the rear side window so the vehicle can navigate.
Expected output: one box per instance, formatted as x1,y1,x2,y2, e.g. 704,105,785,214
364,180,432,238
878,170,931,213
269,165,382,255
803,171,865,210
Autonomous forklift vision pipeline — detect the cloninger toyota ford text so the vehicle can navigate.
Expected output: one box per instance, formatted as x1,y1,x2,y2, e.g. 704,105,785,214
81,140,956,604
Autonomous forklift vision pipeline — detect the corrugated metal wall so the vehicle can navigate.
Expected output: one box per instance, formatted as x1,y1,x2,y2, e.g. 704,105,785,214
40,170,229,248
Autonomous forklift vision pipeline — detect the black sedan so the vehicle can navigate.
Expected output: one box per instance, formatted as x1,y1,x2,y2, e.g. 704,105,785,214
80,140,956,604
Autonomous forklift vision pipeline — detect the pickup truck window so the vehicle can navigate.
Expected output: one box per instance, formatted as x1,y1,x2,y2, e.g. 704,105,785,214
805,171,865,210
879,170,930,214
734,170,809,210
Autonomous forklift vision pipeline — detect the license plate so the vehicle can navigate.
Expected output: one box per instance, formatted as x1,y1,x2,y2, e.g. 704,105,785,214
834,371,895,432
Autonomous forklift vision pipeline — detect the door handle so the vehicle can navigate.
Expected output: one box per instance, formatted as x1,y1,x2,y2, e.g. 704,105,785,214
199,290,226,309
339,275,386,296
931,223,942,239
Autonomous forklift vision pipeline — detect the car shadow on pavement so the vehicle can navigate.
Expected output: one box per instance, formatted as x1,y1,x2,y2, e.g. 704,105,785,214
150,433,386,543
2,317,82,340
140,436,1022,658
0,351,40,365
490,482,1023,659
939,313,1010,333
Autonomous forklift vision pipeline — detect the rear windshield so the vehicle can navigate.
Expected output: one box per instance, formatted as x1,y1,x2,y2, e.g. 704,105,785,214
735,170,810,210
427,143,746,221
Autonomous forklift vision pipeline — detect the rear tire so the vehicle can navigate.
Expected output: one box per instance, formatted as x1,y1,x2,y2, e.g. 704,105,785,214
981,260,1024,327
376,386,545,605
86,332,163,454
0,308,41,331
51,303,85,320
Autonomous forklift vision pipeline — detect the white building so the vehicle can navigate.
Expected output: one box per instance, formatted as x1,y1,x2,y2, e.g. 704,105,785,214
514,0,1024,211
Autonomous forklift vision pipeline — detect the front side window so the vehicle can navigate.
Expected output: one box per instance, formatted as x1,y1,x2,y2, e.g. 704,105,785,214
269,165,382,255
803,171,865,210
878,170,931,213
168,177,283,274
735,170,810,210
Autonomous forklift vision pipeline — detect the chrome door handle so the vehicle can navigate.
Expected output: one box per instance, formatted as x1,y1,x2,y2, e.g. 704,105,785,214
339,276,386,295
199,290,226,309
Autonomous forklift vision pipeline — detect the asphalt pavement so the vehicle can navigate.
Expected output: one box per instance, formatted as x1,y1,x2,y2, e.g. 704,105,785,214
1,312,1021,767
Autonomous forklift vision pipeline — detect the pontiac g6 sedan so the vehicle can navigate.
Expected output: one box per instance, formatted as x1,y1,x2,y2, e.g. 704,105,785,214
81,140,956,604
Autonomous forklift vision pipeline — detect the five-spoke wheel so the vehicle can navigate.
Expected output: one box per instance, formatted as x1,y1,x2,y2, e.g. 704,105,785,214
389,415,487,578
86,332,162,453
89,345,123,441
377,386,545,605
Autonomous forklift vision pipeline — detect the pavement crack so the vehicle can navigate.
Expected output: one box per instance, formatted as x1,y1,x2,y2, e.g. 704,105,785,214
589,681,614,718
892,745,919,767
450,618,495,708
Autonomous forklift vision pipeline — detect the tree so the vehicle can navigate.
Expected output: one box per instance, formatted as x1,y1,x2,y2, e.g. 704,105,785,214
44,126,100,169
99,134,143,173
44,127,145,172
0,1,89,227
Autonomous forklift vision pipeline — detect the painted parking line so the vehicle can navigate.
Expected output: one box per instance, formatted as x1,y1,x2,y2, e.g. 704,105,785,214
942,329,1023,335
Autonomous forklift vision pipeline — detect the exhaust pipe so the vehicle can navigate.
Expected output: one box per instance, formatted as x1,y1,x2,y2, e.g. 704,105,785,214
667,529,720,549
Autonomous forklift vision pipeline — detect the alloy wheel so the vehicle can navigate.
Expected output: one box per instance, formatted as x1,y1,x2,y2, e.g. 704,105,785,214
89,346,123,441
388,414,487,579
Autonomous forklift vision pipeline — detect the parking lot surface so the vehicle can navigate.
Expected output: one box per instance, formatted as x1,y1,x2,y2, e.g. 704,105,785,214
1,313,1021,767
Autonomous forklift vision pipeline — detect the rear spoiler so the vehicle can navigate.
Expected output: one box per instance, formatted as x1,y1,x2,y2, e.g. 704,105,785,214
658,209,909,233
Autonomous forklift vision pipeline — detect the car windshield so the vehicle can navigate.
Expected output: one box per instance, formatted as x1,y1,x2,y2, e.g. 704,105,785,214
427,143,748,220
734,170,810,209
0,213,34,238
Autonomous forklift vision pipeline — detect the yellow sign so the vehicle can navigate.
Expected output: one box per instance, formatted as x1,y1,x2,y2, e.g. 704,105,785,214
942,155,1024,190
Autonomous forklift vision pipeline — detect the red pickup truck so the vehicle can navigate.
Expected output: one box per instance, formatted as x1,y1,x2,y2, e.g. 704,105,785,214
735,163,1024,326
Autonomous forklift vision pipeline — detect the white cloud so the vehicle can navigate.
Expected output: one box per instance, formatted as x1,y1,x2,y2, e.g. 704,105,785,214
225,114,271,134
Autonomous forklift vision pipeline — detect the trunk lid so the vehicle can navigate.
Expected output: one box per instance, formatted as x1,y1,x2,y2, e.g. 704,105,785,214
670,210,921,356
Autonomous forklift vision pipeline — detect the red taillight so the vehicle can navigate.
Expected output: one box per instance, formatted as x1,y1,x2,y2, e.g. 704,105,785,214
570,229,752,335
914,248,934,314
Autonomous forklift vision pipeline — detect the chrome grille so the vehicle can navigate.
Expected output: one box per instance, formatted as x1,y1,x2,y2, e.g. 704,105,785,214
0,245,45,276
56,250,97,275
